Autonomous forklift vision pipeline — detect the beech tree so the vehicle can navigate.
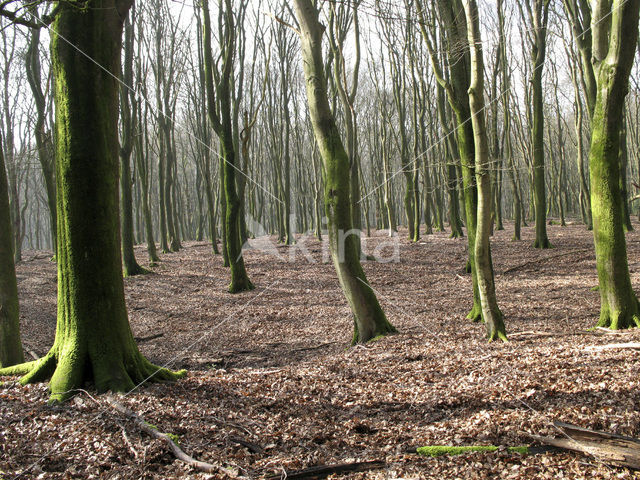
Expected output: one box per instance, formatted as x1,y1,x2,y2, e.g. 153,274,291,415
517,0,552,249
0,135,23,367
0,0,184,402
464,0,507,341
416,0,483,322
201,0,254,293
120,11,147,277
587,0,640,329
293,0,396,343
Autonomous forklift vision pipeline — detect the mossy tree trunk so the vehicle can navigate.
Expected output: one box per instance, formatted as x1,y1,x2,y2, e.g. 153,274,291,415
435,83,464,239
133,93,160,264
327,1,366,248
294,0,395,344
417,0,483,322
589,0,640,329
464,0,507,342
0,0,184,402
0,135,23,367
497,0,521,241
201,0,253,293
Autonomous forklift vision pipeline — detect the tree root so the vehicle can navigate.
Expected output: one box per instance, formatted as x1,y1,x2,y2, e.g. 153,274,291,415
228,279,255,294
466,303,483,323
0,349,186,403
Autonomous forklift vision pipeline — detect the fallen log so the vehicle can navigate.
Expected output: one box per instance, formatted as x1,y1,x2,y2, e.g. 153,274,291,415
529,420,640,470
105,396,237,477
265,460,385,479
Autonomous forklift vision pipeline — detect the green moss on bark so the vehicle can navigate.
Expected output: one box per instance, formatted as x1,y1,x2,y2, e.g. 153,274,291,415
295,0,395,344
588,0,640,330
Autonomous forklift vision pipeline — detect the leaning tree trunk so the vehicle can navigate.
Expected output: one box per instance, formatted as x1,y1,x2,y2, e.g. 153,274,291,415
0,0,184,402
294,0,395,344
0,136,23,367
589,0,640,329
464,0,507,341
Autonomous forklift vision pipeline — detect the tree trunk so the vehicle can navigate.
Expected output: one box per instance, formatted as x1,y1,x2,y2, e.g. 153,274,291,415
589,0,640,329
120,12,146,277
0,135,23,367
26,24,56,256
294,0,395,344
464,0,507,341
201,0,253,292
0,0,184,401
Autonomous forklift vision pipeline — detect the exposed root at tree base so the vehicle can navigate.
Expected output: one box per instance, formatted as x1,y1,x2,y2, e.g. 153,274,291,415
228,280,255,294
0,351,186,403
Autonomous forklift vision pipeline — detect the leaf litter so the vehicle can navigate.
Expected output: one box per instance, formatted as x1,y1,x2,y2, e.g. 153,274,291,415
2,221,640,479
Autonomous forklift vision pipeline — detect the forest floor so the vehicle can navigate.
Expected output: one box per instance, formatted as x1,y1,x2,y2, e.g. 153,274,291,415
3,220,640,479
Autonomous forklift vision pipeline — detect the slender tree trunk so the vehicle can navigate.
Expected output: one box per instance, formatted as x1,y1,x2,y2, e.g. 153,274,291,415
465,0,507,341
120,12,146,276
294,0,395,343
26,24,56,256
0,136,23,367
202,0,253,292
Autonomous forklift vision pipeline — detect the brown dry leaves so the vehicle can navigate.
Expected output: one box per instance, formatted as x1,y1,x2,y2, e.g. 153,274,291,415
3,221,640,479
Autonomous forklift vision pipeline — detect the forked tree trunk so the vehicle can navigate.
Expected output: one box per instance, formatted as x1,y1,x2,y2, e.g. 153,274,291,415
0,0,184,401
201,0,253,293
0,136,23,367
294,0,395,343
418,0,483,322
589,0,640,329
464,0,507,341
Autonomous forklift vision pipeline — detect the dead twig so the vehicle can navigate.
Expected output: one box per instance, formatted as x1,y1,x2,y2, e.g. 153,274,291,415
134,333,164,343
105,395,237,477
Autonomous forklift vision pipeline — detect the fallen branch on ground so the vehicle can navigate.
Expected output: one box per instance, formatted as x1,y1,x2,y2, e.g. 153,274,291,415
595,327,639,335
228,435,263,454
134,333,164,343
529,420,640,469
105,395,236,477
265,460,385,479
584,342,640,351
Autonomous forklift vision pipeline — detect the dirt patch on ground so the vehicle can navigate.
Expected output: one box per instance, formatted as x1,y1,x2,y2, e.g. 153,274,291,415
3,221,640,479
